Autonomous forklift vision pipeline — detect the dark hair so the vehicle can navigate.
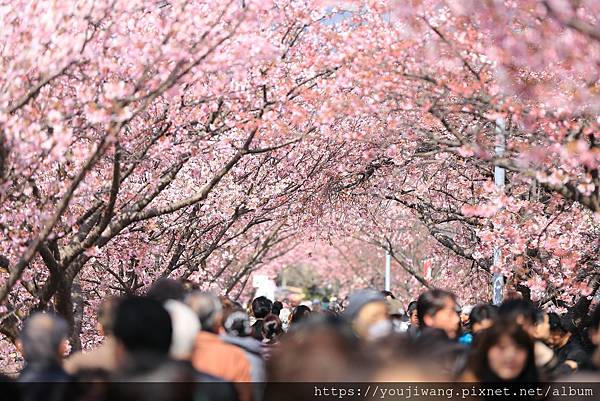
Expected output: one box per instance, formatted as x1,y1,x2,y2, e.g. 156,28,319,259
468,321,539,383
114,297,172,354
105,357,196,400
407,300,418,315
428,341,470,379
498,299,536,326
533,308,546,324
272,301,283,316
381,290,395,299
417,289,456,327
252,296,273,319
252,320,265,341
262,314,283,340
290,305,311,326
548,312,568,333
470,304,498,325
146,278,185,303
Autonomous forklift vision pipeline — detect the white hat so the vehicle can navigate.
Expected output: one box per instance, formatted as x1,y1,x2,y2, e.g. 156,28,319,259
461,305,475,315
164,300,200,359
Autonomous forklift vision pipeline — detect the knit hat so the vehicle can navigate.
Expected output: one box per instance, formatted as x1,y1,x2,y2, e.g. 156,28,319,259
461,305,475,315
164,300,200,359
343,289,386,320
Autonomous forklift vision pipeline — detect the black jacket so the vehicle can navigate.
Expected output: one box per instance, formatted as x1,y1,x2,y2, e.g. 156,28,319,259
18,360,76,401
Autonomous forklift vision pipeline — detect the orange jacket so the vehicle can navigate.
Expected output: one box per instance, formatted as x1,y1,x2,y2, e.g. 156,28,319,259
192,331,252,401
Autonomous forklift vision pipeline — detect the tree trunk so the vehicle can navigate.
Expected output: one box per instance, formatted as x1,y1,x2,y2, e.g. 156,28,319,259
70,275,84,352
54,272,75,349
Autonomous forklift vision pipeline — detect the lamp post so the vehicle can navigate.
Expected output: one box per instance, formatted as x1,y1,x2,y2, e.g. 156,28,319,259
492,117,506,305
385,249,391,292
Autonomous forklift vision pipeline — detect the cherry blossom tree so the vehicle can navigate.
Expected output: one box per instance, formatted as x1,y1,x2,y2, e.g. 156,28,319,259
1,0,599,372
312,0,599,314
0,0,351,358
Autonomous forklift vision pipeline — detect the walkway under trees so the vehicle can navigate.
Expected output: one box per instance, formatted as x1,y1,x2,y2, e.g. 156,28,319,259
0,0,599,356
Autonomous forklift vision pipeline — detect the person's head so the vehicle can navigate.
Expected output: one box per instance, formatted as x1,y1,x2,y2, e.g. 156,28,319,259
19,312,69,363
163,300,200,360
290,305,312,326
498,299,537,333
267,314,360,382
223,308,252,337
146,278,186,303
344,289,390,339
503,290,524,301
328,300,341,314
262,314,283,340
186,291,222,333
272,301,283,316
387,299,404,318
547,312,571,348
218,295,236,313
531,309,550,341
96,296,121,337
407,301,419,326
367,335,446,381
469,304,498,334
460,305,474,326
113,297,172,357
417,289,460,339
469,321,538,383
251,296,273,319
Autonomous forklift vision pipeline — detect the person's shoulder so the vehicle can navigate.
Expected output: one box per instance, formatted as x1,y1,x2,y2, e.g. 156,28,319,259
225,335,264,355
416,327,450,342
557,370,600,382
19,367,73,383
221,339,253,359
566,339,588,361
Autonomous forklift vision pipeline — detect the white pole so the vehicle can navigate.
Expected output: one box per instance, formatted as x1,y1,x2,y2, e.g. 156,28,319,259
492,118,506,305
385,249,391,291
494,118,506,188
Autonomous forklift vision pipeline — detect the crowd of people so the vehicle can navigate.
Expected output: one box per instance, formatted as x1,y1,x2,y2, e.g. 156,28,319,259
3,279,600,401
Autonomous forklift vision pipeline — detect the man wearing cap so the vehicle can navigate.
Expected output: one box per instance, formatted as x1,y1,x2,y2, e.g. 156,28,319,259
344,289,391,340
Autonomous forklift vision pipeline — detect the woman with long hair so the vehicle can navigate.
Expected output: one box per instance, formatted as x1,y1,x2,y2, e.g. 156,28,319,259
468,320,539,382
464,320,541,400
